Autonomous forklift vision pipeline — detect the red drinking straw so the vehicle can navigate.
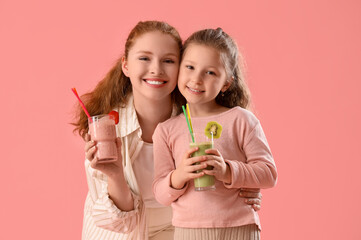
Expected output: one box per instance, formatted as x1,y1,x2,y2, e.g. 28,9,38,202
71,88,91,120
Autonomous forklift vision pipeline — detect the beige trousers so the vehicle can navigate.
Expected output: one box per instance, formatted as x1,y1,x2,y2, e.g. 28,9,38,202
174,224,260,240
146,207,174,240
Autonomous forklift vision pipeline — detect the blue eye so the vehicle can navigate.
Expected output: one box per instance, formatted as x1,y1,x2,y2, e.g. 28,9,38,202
206,71,216,76
186,65,194,70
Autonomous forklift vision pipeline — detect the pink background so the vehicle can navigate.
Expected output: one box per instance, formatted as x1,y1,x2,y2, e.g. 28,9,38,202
1,0,360,239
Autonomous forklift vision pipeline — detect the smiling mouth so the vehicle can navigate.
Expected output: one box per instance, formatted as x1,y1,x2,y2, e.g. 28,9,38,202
144,79,167,85
187,86,204,93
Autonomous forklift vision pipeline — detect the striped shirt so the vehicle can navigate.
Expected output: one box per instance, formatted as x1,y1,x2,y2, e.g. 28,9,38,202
82,95,171,240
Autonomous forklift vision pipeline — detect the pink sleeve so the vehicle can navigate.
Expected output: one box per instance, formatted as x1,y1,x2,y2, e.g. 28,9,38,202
152,124,188,206
224,122,278,189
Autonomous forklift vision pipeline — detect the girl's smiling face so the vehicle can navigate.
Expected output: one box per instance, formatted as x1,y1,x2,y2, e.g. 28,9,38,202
178,44,232,113
122,31,180,102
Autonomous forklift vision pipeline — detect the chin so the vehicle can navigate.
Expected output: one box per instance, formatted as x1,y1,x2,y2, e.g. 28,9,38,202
147,92,173,102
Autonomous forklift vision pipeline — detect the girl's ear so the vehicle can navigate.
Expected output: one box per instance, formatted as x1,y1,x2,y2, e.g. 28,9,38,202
221,76,234,93
121,56,129,77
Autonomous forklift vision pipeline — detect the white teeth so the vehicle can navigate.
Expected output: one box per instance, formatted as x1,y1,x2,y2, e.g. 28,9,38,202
146,80,164,85
188,87,202,92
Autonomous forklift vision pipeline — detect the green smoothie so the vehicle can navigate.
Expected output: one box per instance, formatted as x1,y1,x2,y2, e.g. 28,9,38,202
190,141,216,191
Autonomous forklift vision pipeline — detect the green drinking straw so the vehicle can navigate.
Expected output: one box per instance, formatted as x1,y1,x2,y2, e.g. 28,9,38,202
182,105,195,143
186,104,194,133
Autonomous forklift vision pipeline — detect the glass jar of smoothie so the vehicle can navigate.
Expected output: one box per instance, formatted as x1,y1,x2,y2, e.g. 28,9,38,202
190,132,216,191
88,114,117,162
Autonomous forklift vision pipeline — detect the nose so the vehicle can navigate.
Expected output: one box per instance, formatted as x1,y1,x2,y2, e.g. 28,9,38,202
190,71,203,84
150,61,163,75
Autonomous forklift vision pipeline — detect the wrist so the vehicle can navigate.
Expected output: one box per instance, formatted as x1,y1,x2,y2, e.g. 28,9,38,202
106,165,124,180
170,170,186,189
223,163,232,184
107,169,127,186
107,174,134,211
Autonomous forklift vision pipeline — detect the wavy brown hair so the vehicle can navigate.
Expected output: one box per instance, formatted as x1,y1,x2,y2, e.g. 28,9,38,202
182,28,252,110
72,21,184,138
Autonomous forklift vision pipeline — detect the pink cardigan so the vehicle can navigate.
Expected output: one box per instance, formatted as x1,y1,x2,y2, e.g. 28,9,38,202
152,107,277,229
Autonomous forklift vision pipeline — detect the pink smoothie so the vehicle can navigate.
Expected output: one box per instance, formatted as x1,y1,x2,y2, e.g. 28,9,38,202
89,115,117,161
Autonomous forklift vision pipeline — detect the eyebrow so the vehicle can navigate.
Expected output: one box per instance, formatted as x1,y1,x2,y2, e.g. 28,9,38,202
182,60,218,69
135,51,178,57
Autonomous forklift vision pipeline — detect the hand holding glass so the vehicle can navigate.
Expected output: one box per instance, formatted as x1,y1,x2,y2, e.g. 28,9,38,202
190,132,216,191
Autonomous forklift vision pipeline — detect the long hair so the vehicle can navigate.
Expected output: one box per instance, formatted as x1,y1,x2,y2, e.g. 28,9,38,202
182,28,252,110
73,21,183,138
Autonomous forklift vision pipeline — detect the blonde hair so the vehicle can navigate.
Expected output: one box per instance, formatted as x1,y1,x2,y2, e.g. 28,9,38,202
182,28,252,110
73,21,183,138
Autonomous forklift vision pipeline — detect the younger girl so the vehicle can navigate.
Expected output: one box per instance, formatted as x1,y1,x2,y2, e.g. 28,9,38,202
152,28,277,240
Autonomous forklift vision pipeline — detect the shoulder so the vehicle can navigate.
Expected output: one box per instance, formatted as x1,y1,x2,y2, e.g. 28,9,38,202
157,114,184,129
226,107,260,127
153,114,183,138
116,96,141,137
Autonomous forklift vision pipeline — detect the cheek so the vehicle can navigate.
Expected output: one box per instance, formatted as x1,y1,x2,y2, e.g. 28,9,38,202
168,66,179,80
177,74,186,87
126,64,140,77
177,68,187,82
